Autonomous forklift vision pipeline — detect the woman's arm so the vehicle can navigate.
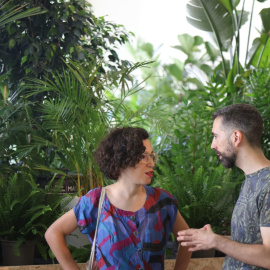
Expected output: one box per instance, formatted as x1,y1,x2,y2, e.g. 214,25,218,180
172,211,192,270
45,209,80,270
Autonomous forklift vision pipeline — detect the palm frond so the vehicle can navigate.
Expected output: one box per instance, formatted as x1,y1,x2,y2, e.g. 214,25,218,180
0,1,45,27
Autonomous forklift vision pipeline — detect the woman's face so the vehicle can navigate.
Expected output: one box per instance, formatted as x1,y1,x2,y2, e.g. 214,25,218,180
119,139,155,185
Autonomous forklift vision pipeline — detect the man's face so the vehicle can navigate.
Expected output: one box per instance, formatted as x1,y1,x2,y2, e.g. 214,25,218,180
211,117,237,168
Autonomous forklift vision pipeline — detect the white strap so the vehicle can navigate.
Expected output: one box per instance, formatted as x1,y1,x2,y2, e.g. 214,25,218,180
88,187,106,270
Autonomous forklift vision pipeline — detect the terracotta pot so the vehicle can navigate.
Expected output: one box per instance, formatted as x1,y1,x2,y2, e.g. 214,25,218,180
1,240,35,266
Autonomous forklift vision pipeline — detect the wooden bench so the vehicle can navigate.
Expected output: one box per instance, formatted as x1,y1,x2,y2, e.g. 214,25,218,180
0,257,224,269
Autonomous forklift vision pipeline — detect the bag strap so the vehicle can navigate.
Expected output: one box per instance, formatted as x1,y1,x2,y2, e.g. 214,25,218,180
89,187,106,270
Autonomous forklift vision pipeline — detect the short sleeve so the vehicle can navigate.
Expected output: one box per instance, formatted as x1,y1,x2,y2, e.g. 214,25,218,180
159,187,178,225
166,190,178,226
73,187,102,234
259,185,270,227
149,187,178,231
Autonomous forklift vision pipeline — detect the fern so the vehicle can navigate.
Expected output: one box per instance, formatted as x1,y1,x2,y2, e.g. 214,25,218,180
155,158,240,234
0,173,74,259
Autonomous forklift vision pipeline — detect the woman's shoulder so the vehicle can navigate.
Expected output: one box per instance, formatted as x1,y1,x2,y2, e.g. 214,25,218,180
78,186,103,207
145,185,177,201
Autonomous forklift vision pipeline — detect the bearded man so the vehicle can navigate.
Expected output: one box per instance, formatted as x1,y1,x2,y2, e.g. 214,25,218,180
177,103,270,270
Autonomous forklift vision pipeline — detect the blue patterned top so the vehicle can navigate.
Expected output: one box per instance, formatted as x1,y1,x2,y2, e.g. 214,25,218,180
73,185,178,270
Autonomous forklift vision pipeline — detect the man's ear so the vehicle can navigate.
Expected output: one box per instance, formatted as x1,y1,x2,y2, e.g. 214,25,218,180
232,130,243,146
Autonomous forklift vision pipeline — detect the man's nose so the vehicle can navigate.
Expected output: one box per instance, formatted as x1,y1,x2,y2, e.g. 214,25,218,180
211,139,216,149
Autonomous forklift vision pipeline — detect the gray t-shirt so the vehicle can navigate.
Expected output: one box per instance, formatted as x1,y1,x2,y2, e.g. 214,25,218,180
222,166,270,270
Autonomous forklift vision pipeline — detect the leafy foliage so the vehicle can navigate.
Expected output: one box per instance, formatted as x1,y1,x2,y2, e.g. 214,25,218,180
185,0,270,85
0,0,131,95
69,244,92,263
0,97,36,175
235,67,270,155
0,1,43,27
0,173,73,258
124,36,247,234
0,0,146,198
152,83,243,234
124,34,225,150
155,160,237,234
16,60,154,195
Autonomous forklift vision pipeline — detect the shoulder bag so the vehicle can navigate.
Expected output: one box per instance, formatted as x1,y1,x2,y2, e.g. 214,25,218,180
86,187,106,270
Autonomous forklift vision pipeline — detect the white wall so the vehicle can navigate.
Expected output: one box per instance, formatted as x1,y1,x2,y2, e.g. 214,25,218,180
90,0,269,63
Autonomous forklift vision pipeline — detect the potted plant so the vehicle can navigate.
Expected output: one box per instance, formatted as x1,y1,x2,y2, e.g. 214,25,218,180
0,172,73,266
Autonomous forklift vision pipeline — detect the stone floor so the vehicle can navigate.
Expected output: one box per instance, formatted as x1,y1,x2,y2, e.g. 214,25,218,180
0,257,224,269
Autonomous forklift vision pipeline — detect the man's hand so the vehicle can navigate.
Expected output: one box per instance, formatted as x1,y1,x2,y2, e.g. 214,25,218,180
177,224,216,252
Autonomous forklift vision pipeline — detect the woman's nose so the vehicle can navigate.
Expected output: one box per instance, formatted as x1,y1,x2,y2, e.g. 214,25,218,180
148,159,155,168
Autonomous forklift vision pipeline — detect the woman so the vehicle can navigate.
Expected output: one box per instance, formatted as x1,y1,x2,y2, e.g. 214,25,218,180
45,127,191,270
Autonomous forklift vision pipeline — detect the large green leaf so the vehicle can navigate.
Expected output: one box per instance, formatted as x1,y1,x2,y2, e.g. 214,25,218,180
167,63,183,81
260,8,270,33
247,35,270,68
220,0,240,13
246,8,270,68
186,0,234,50
204,42,220,62
173,34,204,56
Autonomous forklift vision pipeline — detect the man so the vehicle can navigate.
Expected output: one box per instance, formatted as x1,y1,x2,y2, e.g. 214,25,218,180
177,103,270,269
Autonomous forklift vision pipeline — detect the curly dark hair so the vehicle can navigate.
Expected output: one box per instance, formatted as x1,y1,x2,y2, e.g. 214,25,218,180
94,127,149,180
212,103,263,148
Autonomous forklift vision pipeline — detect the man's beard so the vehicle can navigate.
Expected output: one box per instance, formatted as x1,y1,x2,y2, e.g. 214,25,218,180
215,144,237,168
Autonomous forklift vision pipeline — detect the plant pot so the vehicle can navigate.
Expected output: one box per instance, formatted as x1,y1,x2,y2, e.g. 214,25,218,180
1,240,35,266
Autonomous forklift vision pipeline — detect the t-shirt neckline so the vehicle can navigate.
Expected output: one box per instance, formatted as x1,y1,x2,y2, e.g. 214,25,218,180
103,185,149,215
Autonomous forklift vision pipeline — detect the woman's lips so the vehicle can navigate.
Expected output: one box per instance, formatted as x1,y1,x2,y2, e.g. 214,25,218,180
145,171,153,177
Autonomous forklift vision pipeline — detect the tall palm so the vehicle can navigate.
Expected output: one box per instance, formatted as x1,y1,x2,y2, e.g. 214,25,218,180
20,60,152,195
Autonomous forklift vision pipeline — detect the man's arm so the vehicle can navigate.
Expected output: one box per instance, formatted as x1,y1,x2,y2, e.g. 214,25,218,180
177,224,270,269
172,211,192,270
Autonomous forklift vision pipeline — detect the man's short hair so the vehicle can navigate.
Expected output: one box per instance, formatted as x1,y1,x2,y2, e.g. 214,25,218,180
212,103,263,147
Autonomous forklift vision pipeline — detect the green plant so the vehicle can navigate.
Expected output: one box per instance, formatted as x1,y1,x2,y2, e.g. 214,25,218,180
0,172,74,259
0,1,43,27
155,160,238,234
0,0,144,194
0,0,131,97
69,244,92,263
15,59,154,195
151,82,243,234
0,96,36,175
0,0,145,196
185,0,270,90
124,34,227,151
235,67,270,155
